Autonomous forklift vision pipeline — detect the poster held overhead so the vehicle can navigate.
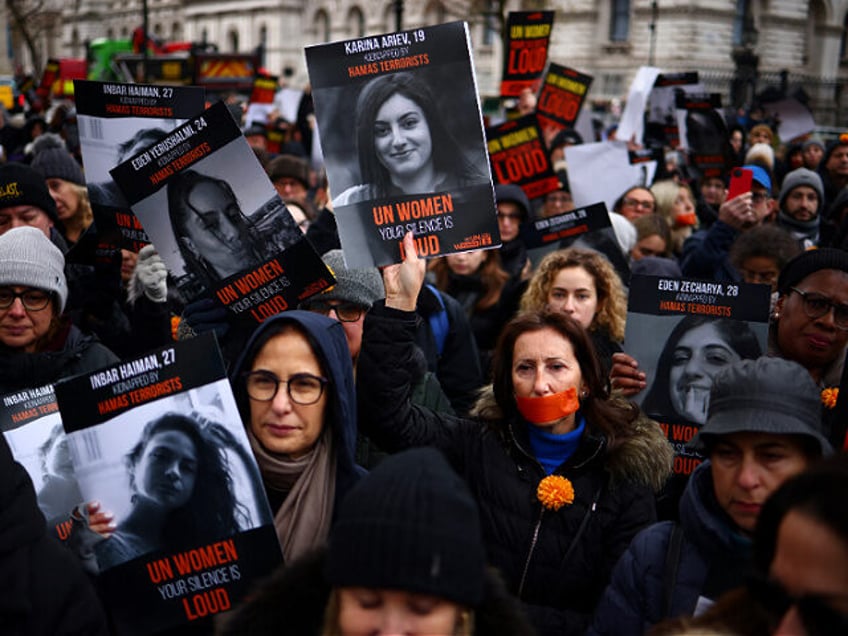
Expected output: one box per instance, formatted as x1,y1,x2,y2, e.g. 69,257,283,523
306,21,499,267
75,79,206,253
110,100,334,325
500,11,555,98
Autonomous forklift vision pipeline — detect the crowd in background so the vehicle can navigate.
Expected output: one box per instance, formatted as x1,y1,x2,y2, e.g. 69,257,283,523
1,68,847,636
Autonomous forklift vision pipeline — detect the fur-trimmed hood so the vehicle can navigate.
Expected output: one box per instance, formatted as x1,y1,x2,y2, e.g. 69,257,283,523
470,385,673,493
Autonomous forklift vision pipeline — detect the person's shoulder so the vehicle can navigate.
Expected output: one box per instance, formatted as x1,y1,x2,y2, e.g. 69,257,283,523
332,183,375,207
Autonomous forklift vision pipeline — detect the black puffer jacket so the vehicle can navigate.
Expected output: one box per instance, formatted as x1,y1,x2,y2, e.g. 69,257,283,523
0,433,109,636
357,304,673,636
219,549,537,636
0,319,119,394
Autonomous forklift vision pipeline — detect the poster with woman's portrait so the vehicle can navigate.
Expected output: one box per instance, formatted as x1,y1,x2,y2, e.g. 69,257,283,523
75,80,206,252
110,101,334,325
625,275,771,480
54,334,281,636
0,385,80,540
306,21,499,267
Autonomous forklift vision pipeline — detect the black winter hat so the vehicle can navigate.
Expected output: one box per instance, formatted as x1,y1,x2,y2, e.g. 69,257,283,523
688,357,832,457
325,447,486,606
494,183,531,221
777,247,848,295
266,154,310,190
0,162,58,222
30,133,85,186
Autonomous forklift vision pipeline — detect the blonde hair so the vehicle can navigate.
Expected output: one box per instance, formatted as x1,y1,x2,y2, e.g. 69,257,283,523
519,247,626,342
650,179,695,255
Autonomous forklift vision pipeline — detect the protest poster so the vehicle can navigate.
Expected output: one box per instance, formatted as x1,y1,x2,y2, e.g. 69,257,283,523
0,384,78,541
535,62,592,134
75,79,206,253
644,71,700,148
54,334,281,635
625,275,770,508
487,114,560,200
110,100,334,324
521,201,630,284
616,66,661,145
500,11,555,98
565,140,657,211
674,91,728,179
250,74,278,104
306,21,498,267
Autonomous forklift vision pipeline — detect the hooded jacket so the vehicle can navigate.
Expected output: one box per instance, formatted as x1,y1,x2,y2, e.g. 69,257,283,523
587,461,754,635
229,311,362,529
0,434,109,635
357,304,673,636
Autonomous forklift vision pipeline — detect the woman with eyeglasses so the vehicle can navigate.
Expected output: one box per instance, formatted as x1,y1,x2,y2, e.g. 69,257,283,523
0,226,118,395
771,248,848,447
229,310,361,563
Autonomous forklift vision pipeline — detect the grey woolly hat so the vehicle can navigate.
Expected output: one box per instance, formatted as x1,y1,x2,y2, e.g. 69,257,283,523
779,167,824,212
30,133,85,186
319,249,384,308
688,357,832,457
0,226,67,313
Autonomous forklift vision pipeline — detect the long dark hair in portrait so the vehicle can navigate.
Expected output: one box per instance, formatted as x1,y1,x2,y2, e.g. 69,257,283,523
166,170,263,287
125,412,246,548
490,310,640,449
641,314,763,420
354,71,486,196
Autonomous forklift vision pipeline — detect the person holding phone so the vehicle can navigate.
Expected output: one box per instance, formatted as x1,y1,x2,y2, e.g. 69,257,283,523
679,164,773,282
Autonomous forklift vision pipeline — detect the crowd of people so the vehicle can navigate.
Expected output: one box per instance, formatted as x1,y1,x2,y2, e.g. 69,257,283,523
0,66,847,636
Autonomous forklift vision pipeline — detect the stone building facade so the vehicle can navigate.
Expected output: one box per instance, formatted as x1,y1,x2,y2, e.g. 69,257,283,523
8,0,847,125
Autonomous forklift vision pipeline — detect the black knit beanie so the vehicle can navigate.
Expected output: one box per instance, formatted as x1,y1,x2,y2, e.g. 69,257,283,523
777,247,848,295
325,447,485,606
0,162,58,222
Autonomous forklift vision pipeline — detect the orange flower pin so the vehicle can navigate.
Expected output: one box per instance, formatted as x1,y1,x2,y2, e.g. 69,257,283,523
822,387,839,409
536,475,575,511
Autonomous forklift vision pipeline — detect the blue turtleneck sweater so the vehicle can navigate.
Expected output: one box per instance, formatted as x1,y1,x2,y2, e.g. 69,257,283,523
526,415,586,475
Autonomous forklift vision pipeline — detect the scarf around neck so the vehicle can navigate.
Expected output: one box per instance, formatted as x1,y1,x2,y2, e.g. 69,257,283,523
247,427,336,563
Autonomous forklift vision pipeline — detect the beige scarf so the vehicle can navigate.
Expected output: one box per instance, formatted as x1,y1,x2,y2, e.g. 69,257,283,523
247,428,337,563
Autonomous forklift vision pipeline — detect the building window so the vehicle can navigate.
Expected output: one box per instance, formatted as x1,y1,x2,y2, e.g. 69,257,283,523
315,10,330,42
732,0,749,47
482,0,498,46
609,0,630,42
349,7,365,38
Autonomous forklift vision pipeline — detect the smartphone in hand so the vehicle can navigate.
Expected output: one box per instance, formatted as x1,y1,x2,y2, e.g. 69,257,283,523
727,167,753,201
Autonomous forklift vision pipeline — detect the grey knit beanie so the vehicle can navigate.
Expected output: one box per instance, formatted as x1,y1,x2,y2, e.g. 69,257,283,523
0,226,67,312
320,249,384,308
779,167,824,214
31,133,85,186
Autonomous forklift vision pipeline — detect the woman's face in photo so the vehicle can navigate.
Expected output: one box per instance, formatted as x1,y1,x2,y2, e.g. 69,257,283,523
45,433,74,478
337,588,463,636
669,322,741,423
546,266,599,330
184,181,251,278
133,430,198,510
446,249,487,276
248,329,328,458
373,93,433,180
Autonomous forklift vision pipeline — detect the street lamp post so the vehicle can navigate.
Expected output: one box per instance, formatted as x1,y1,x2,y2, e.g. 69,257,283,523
731,11,759,111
